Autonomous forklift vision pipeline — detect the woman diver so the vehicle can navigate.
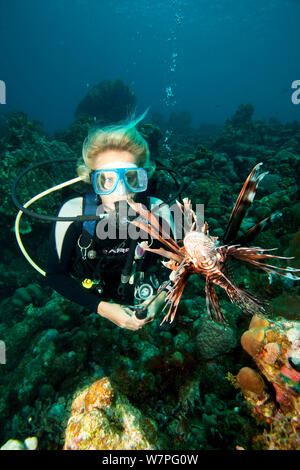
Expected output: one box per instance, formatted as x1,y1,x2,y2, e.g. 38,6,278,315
46,112,172,330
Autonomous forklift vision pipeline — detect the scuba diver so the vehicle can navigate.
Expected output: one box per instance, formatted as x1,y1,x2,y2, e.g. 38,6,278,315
45,112,175,331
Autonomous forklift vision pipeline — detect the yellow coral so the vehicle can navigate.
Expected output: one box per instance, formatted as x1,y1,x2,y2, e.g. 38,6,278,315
262,343,281,365
63,377,158,450
236,315,300,450
236,367,265,394
241,327,265,357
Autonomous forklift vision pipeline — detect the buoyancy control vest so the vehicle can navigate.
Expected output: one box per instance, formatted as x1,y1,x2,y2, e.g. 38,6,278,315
71,192,175,304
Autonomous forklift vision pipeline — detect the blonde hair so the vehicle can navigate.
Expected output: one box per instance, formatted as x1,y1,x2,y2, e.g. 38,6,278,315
77,109,155,183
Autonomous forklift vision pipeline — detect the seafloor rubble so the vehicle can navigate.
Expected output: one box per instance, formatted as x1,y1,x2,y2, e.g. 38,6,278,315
0,100,299,450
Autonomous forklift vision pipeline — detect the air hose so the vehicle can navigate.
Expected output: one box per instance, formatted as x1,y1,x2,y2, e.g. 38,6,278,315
14,174,85,276
12,158,185,222
12,158,185,276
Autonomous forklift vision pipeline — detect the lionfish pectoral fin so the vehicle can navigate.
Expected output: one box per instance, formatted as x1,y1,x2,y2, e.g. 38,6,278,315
131,217,180,254
128,200,180,252
160,270,190,324
261,266,300,282
205,279,225,323
225,282,268,317
143,247,183,264
162,259,179,271
227,246,300,281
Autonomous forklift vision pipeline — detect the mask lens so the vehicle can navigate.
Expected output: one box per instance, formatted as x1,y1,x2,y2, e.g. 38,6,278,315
92,167,147,194
125,170,138,189
125,168,147,192
94,170,118,193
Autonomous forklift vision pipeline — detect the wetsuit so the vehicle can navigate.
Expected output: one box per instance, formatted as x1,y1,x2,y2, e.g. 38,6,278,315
46,195,172,311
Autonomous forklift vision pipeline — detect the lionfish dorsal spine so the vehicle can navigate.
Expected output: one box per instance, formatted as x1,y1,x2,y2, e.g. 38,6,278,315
223,163,267,245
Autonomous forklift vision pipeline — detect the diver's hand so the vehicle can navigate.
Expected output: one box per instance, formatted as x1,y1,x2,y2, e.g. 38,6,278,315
97,301,148,330
137,290,168,320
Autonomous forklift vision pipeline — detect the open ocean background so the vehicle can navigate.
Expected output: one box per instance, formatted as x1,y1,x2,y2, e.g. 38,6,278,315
1,0,300,134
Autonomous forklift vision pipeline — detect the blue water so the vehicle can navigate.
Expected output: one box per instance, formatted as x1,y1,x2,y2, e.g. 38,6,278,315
0,0,300,135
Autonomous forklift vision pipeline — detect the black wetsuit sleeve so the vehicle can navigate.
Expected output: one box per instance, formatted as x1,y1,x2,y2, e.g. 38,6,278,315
46,221,101,313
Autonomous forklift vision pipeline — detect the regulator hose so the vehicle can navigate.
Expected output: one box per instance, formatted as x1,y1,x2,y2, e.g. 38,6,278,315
11,158,185,222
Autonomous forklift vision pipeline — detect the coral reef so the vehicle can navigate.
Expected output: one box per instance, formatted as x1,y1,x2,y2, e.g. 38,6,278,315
272,293,300,321
63,377,158,450
54,116,96,155
74,79,136,124
0,112,76,221
286,229,300,269
1,102,300,450
195,317,237,360
235,314,300,450
226,103,254,128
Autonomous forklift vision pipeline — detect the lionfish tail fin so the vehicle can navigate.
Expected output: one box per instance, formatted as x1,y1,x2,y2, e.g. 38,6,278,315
223,163,267,245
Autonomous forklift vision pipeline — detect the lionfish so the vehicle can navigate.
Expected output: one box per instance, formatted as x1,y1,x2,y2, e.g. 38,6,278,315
129,163,300,324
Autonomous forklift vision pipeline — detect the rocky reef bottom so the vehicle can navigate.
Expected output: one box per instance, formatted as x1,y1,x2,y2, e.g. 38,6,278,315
1,107,300,450
1,286,299,451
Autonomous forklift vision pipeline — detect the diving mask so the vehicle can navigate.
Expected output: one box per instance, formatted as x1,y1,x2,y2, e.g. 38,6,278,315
91,162,148,196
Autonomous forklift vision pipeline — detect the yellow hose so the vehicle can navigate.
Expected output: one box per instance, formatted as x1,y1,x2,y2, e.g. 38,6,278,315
14,176,84,276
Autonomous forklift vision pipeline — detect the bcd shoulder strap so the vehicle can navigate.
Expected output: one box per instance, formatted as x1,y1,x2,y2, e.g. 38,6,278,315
82,193,175,238
83,192,99,236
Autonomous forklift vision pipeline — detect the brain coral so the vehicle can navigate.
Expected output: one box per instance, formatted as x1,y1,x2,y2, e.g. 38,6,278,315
196,317,237,360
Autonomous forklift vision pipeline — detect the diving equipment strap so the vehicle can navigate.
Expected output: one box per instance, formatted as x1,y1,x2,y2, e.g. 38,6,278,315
82,192,100,236
79,193,171,300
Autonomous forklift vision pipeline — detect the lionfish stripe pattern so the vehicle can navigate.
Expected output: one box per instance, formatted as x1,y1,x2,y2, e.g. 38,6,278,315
223,162,268,244
129,164,300,324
